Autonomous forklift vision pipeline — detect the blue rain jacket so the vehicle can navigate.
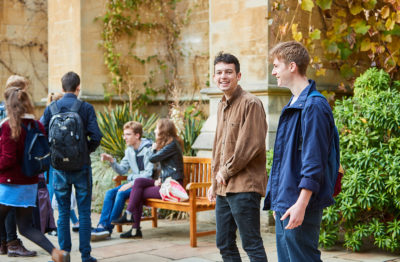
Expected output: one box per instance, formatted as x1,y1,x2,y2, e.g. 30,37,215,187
264,80,335,212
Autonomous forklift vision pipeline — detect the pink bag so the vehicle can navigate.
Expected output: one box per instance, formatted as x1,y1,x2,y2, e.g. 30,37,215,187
159,177,189,202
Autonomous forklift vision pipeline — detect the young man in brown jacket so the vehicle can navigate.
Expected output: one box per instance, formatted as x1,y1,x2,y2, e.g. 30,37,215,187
207,52,268,262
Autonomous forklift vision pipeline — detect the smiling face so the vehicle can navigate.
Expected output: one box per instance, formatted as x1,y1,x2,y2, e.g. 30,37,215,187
213,62,241,96
271,57,293,88
123,128,140,147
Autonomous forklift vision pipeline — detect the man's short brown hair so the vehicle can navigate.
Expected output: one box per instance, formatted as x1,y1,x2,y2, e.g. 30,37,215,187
123,121,143,138
270,41,310,76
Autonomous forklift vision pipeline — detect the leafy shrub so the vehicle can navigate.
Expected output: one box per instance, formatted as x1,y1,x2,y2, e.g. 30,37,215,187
320,68,400,252
97,104,158,160
182,105,205,156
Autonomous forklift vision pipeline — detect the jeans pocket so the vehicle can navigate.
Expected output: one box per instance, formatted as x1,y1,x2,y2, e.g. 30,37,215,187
53,171,68,191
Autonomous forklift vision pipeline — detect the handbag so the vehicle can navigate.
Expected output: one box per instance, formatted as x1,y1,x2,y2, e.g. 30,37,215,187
159,177,189,202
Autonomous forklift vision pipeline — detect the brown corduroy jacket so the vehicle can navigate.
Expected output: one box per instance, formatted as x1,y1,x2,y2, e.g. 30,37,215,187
212,86,268,196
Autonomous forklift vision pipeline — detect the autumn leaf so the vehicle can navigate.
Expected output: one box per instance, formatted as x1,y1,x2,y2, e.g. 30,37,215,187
361,38,371,51
292,24,303,41
362,0,377,10
381,5,390,19
316,0,332,10
310,29,321,40
352,19,371,34
386,18,395,30
301,0,314,12
349,2,363,15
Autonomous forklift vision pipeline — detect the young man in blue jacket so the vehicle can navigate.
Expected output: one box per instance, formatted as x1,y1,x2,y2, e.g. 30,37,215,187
42,72,102,262
264,41,336,262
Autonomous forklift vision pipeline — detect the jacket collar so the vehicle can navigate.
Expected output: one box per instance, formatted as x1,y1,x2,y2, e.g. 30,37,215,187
286,79,316,110
221,85,243,107
63,93,77,99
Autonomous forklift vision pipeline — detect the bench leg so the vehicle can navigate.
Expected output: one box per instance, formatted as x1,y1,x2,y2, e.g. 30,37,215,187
116,224,122,233
189,210,197,247
152,207,158,228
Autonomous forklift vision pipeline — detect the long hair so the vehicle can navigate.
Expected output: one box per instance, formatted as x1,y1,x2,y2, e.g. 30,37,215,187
155,118,184,151
4,86,35,140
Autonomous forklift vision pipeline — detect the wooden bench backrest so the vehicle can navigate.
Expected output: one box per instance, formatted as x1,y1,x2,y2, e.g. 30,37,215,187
183,156,212,198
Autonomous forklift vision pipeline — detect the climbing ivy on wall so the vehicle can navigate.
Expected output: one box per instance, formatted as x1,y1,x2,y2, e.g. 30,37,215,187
0,0,48,94
99,0,193,108
270,0,400,82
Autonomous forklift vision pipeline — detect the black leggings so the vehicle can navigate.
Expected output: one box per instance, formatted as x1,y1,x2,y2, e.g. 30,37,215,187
0,204,54,254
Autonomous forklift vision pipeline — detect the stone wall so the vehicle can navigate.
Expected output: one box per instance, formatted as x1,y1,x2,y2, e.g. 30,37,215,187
0,0,48,105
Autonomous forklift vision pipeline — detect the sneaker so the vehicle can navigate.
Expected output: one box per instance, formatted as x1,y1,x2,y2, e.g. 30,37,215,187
90,227,111,242
72,223,79,232
120,228,142,239
111,212,133,225
83,256,97,262
47,230,58,237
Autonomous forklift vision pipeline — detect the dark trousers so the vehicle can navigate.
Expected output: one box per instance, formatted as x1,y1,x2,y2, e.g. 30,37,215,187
275,208,323,262
0,208,17,242
216,193,267,262
126,178,160,229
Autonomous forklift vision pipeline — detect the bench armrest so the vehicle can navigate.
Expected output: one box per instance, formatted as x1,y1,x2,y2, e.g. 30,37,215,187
113,175,127,187
186,182,211,191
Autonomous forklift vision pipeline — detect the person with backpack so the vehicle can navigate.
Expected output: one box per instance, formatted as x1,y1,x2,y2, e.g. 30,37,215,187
0,86,70,262
91,121,153,241
0,75,39,257
41,92,80,235
264,41,339,262
41,71,102,262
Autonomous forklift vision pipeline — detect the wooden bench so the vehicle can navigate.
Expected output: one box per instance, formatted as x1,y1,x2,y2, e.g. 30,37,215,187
113,156,216,247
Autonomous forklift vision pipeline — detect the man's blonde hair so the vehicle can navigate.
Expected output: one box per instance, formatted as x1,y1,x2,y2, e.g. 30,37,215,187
123,121,143,139
270,41,310,76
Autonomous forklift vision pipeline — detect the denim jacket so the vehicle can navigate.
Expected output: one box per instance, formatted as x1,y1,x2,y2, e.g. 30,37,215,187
264,80,335,212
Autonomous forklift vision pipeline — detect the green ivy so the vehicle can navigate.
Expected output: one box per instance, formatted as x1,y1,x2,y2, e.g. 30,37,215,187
99,0,192,107
320,68,400,252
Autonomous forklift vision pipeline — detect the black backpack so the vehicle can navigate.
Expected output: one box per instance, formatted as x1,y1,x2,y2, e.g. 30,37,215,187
21,121,51,177
48,100,88,171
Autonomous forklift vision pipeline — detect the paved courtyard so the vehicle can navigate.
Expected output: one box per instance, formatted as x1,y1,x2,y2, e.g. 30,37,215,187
2,212,400,262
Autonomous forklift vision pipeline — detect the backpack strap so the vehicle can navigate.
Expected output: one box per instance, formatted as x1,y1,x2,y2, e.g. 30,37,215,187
49,101,60,116
71,99,83,113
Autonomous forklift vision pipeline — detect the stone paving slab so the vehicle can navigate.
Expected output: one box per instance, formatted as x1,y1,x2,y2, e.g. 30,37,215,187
1,212,400,262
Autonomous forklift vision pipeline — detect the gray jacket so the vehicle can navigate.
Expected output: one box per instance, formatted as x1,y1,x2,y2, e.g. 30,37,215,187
111,138,154,186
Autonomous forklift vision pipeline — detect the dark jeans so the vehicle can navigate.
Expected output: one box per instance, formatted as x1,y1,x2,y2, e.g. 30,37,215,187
216,193,267,262
53,166,93,262
0,208,17,242
275,208,323,262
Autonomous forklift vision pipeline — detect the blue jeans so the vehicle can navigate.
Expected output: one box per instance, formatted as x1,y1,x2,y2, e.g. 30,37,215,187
216,193,267,262
46,167,79,224
98,185,131,230
275,208,323,262
53,166,93,262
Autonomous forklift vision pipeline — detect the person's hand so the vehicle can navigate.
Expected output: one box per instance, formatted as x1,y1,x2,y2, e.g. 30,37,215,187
215,171,226,185
101,153,114,163
207,185,216,202
152,142,157,150
118,183,132,192
273,211,276,221
154,178,161,187
280,202,306,229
